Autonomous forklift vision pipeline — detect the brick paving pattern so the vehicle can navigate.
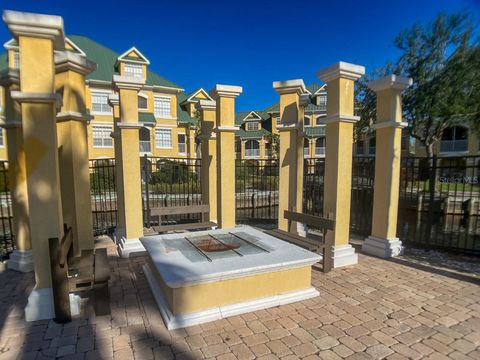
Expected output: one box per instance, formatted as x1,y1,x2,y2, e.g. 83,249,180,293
0,237,479,359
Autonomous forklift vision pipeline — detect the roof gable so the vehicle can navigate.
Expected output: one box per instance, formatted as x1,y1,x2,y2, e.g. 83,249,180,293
117,46,150,65
65,37,86,56
182,88,214,104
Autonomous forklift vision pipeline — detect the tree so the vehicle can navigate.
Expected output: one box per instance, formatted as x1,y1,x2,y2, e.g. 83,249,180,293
395,13,479,157
265,133,280,158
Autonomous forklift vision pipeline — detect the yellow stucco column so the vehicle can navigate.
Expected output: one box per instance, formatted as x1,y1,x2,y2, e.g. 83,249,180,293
55,51,96,256
210,85,242,229
113,75,145,257
4,10,65,321
0,69,33,272
273,80,306,231
362,75,412,258
188,128,196,158
317,62,365,268
196,99,217,223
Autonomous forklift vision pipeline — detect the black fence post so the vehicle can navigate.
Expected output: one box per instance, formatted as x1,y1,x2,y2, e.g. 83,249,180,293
425,155,438,244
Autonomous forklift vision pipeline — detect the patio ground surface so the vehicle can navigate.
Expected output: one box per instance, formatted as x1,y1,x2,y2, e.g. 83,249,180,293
0,236,479,360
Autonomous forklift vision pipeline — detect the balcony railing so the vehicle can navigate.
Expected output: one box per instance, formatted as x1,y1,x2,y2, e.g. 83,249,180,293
245,149,260,159
440,140,468,153
178,143,187,154
315,147,325,156
139,141,151,153
304,147,310,157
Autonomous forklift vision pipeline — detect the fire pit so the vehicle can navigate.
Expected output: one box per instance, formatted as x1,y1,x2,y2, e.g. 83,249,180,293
141,226,321,329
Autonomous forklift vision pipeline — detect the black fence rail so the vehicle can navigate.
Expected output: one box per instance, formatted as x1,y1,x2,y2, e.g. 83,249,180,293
142,156,202,227
235,159,279,224
303,158,325,216
398,155,480,254
350,156,375,235
89,158,117,236
0,161,14,261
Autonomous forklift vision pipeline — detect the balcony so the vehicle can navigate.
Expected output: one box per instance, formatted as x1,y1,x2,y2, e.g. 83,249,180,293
139,141,151,154
245,149,260,159
440,140,468,153
315,147,325,156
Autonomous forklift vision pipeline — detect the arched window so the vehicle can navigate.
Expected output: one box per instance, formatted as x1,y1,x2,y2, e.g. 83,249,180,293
441,126,468,152
304,116,311,127
315,137,325,156
139,127,151,153
304,138,310,157
245,140,260,159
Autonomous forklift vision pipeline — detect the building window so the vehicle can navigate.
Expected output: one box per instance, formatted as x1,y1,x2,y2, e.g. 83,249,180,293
154,96,171,118
155,128,172,148
276,117,281,125
245,140,260,159
246,122,259,131
235,139,241,154
139,127,151,153
13,51,19,69
91,91,112,114
304,116,311,127
315,137,325,156
441,126,468,153
318,94,327,109
369,137,376,155
316,116,325,125
138,95,148,110
0,129,4,147
124,63,143,78
92,124,113,148
356,140,364,155
304,138,310,157
178,133,186,154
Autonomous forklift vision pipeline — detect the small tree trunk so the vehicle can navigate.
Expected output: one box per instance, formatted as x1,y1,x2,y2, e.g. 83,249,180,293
425,143,434,158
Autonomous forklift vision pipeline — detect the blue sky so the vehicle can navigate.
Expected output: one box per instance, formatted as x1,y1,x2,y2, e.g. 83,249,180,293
0,0,479,111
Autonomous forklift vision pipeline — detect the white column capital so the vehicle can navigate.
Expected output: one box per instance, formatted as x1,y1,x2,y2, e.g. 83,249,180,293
3,10,65,49
55,51,96,75
372,120,408,130
368,74,412,92
195,99,216,111
316,61,365,82
113,75,145,91
108,93,119,107
273,79,306,95
209,84,242,99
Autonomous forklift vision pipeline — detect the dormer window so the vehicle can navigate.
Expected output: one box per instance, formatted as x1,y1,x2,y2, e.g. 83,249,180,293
124,63,143,78
13,51,19,69
246,122,259,131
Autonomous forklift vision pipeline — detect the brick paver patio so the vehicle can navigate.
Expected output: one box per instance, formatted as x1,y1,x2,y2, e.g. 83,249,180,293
0,236,479,360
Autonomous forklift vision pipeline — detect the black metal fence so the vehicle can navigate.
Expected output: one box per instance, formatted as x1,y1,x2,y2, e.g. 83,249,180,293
235,159,279,224
0,161,14,261
142,156,202,227
89,158,117,236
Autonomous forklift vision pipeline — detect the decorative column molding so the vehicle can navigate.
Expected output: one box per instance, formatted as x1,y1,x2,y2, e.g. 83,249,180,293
113,74,146,257
273,79,306,232
363,74,412,258
196,99,217,223
210,84,242,228
55,48,96,256
317,61,364,268
4,9,65,321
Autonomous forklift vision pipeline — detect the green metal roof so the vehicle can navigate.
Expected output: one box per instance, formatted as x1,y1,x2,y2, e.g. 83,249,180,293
66,35,181,88
0,53,6,71
236,128,271,139
235,110,266,126
305,126,326,137
176,91,196,126
138,112,155,123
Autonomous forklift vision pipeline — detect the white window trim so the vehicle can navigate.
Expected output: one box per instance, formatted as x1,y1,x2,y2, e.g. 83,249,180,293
177,132,187,154
155,128,173,149
90,89,113,115
124,62,143,78
154,95,172,119
92,123,113,148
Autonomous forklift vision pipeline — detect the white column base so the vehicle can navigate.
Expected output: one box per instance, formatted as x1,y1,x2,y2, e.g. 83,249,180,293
362,236,404,258
7,250,34,272
332,244,358,268
117,236,146,258
25,287,55,322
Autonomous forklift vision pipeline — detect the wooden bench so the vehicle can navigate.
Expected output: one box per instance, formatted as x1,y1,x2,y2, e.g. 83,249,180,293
150,204,216,233
265,210,335,272
49,224,111,323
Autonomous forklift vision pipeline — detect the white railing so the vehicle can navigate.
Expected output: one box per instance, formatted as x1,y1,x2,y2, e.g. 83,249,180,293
245,149,260,159
440,140,468,153
139,141,151,153
315,147,325,156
